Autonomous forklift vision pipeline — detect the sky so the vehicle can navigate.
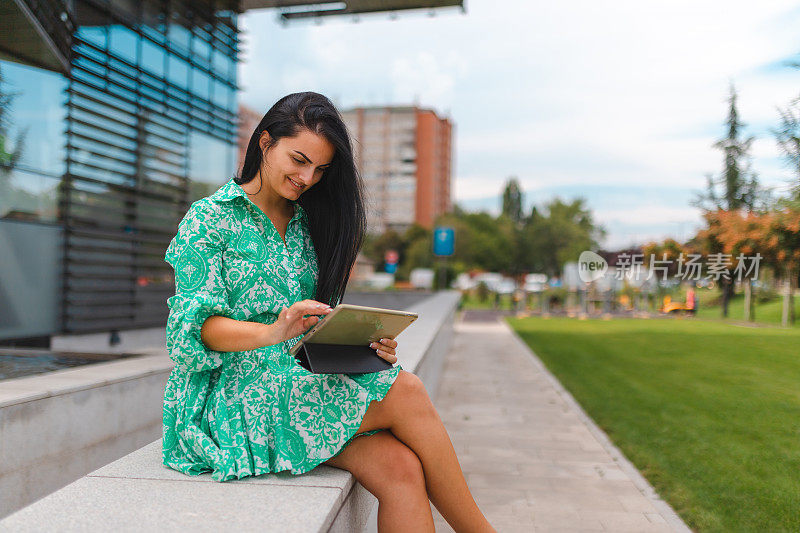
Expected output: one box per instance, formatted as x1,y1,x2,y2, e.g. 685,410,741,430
238,0,800,249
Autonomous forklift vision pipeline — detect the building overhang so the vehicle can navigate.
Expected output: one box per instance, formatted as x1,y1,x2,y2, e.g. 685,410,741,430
0,0,70,73
240,0,464,20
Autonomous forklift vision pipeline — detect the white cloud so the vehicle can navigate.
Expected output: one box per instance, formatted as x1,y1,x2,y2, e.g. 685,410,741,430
390,51,467,109
594,205,702,226
454,173,506,201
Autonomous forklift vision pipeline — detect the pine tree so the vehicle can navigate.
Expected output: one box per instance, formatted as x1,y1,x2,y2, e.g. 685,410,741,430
774,97,800,201
692,83,764,318
501,176,523,226
693,83,763,213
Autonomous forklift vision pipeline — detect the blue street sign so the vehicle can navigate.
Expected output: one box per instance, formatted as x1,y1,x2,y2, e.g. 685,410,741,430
433,227,455,256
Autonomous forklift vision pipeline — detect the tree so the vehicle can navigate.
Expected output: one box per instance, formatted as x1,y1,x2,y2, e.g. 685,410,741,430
0,64,27,182
436,209,515,273
499,176,528,276
774,97,800,201
692,83,764,317
697,210,774,322
501,176,523,227
642,238,687,279
0,64,32,221
693,83,763,213
521,198,605,278
769,201,800,326
364,192,605,284
694,205,800,326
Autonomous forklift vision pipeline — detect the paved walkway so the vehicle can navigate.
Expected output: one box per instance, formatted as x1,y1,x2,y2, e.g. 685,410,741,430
430,317,691,532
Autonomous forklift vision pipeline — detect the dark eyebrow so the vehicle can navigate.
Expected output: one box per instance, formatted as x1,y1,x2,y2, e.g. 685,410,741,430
293,151,332,167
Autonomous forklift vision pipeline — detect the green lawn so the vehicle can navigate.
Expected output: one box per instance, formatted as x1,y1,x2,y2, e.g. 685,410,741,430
693,289,800,328
460,285,800,328
506,316,800,532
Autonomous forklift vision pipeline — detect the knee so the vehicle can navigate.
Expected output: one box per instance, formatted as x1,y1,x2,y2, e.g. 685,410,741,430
387,371,435,416
394,370,429,403
375,444,426,498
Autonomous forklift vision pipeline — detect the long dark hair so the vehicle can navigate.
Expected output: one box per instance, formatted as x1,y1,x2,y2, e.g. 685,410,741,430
235,92,366,307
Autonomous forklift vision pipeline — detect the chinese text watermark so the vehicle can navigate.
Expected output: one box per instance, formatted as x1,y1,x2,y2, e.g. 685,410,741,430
578,252,762,283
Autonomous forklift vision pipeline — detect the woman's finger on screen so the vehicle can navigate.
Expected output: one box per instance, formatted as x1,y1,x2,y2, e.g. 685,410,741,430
292,300,332,317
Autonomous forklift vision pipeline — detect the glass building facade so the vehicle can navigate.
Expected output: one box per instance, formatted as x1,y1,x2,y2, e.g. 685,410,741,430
0,0,459,342
0,0,239,337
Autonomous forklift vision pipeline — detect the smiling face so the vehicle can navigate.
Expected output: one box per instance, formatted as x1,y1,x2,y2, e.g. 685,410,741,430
258,128,335,202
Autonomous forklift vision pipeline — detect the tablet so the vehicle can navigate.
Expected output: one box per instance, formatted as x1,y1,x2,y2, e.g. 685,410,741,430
288,303,418,356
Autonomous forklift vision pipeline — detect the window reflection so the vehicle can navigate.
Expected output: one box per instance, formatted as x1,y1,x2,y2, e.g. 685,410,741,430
188,131,235,202
1,2,240,220
109,56,137,79
0,168,59,223
69,136,134,166
109,25,139,65
211,48,228,75
167,54,189,89
212,79,229,109
76,25,107,49
191,68,211,100
73,55,108,79
193,31,211,63
167,13,191,52
0,60,67,177
141,38,165,77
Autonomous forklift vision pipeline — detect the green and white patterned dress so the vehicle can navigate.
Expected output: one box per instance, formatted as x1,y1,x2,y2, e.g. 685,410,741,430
162,177,402,482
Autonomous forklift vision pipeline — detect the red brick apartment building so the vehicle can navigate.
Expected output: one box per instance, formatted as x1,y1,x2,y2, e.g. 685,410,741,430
341,105,453,234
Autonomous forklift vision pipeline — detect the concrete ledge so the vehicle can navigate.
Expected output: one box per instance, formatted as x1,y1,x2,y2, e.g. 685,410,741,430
0,352,172,518
0,291,460,532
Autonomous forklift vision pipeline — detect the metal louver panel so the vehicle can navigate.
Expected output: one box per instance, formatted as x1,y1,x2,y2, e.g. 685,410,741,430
60,0,238,334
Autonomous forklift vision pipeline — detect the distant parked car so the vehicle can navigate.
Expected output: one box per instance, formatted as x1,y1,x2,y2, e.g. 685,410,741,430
524,273,547,292
452,272,476,291
496,278,516,295
366,272,394,290
474,272,503,292
410,268,434,290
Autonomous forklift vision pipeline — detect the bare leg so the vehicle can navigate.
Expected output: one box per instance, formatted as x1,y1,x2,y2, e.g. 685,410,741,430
324,431,434,532
355,370,496,533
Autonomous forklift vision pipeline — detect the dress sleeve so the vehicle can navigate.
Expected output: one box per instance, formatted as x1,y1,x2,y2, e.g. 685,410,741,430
164,201,234,373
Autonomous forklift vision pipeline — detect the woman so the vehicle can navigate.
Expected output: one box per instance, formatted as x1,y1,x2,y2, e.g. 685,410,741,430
162,91,495,532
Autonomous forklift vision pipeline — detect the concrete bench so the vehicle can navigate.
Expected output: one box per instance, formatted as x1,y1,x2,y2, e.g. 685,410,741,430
0,291,460,532
0,351,170,518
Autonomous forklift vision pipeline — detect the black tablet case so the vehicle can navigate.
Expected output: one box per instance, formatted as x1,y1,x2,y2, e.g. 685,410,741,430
294,342,393,374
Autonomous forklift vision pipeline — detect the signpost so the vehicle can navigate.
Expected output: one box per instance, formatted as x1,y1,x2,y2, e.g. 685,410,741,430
433,227,455,256
384,249,399,274
433,227,455,290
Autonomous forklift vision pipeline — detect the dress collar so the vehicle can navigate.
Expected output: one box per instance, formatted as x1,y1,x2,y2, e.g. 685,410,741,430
210,177,307,224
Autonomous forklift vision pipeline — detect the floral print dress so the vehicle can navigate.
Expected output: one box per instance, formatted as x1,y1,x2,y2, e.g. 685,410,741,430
162,177,402,482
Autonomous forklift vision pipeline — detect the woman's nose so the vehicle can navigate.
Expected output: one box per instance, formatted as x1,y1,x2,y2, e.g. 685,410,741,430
299,168,315,184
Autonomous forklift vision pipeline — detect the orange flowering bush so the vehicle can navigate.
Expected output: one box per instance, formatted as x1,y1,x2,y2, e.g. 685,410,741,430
695,207,799,281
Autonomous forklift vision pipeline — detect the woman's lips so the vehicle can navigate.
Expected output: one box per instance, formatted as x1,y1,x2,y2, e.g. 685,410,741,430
287,177,303,191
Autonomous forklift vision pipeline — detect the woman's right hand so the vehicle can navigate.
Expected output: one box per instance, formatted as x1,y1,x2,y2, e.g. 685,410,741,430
270,299,332,344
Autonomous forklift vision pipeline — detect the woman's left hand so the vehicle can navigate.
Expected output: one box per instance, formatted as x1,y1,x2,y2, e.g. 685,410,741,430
369,338,398,364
